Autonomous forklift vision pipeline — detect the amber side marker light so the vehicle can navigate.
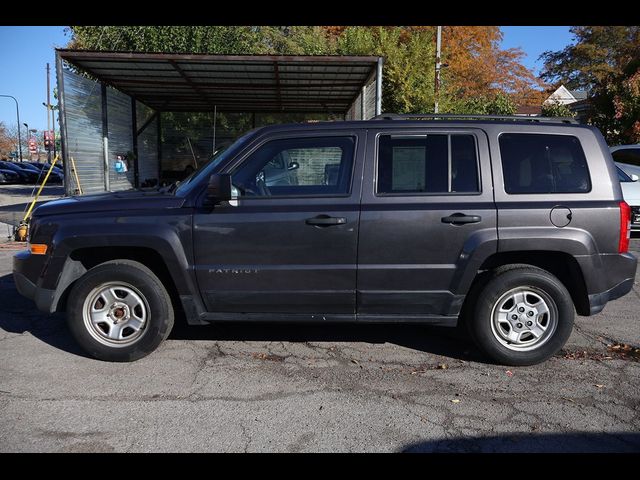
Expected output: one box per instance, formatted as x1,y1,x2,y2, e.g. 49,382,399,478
30,244,48,255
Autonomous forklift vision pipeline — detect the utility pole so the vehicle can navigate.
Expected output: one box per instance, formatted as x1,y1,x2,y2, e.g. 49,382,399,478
46,63,51,164
434,26,442,114
51,104,56,159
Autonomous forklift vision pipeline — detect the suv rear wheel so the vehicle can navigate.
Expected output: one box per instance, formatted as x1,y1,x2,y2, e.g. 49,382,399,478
468,266,574,366
67,259,174,362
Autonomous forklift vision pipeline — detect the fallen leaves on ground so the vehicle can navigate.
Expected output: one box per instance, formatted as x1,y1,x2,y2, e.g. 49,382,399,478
607,343,640,359
251,352,285,362
560,345,639,362
409,363,449,375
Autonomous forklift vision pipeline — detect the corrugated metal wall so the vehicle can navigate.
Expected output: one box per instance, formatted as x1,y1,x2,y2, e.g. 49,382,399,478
364,78,377,119
107,88,135,191
62,68,105,194
345,74,378,121
62,68,161,193
136,101,159,187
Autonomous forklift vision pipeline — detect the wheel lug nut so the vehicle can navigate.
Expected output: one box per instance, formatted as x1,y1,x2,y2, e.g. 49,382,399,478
516,323,523,328
527,311,534,316
512,314,518,320
518,307,525,313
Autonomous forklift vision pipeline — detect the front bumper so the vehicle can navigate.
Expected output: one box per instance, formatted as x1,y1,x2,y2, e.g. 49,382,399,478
13,250,56,313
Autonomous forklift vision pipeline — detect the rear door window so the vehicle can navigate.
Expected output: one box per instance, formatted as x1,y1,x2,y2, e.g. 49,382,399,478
499,133,591,194
377,134,480,194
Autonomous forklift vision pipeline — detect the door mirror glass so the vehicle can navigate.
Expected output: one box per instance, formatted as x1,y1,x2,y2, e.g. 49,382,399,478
207,173,232,203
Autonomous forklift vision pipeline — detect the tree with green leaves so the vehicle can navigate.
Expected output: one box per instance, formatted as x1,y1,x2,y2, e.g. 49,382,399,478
68,26,265,54
541,102,576,118
450,93,517,115
540,26,640,144
336,27,436,113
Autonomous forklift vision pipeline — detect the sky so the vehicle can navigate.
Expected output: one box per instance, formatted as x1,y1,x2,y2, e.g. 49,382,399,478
500,26,574,76
0,26,575,133
0,26,68,134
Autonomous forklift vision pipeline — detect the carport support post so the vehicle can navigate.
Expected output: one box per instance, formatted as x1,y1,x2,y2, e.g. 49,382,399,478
101,83,110,192
375,57,383,116
55,51,71,196
131,98,139,188
157,113,162,183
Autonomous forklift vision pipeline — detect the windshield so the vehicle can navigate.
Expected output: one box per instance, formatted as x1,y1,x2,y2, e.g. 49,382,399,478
173,130,256,197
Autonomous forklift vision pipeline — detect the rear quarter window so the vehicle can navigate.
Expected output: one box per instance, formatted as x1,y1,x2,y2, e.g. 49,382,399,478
499,133,591,194
612,148,640,167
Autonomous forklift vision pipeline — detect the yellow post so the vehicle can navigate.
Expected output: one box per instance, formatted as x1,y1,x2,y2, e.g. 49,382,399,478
71,156,83,195
23,155,59,222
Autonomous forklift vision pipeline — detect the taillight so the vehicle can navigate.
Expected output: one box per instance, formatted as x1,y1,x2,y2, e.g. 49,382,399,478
619,201,631,253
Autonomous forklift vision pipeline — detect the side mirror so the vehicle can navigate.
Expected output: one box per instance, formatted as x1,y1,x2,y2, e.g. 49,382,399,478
288,161,299,171
207,173,232,203
631,174,639,182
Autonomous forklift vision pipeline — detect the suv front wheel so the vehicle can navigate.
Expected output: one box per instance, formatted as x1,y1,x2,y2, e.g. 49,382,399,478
66,259,174,362
468,266,574,366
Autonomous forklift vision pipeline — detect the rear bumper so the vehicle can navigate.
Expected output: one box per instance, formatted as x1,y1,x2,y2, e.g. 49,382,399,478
588,277,635,315
13,250,56,313
580,252,637,315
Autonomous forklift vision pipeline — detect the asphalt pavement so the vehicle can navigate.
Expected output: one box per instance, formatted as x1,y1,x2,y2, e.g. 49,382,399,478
0,194,638,452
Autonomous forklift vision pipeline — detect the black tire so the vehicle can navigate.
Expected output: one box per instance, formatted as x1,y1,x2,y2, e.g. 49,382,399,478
66,259,174,362
468,265,574,366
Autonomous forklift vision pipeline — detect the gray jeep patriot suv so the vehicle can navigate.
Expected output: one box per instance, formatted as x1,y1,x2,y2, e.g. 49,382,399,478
13,115,637,365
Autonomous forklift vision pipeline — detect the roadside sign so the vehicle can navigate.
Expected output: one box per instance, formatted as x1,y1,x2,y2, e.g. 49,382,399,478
29,138,37,154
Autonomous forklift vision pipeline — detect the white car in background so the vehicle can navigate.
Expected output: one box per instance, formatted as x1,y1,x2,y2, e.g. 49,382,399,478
617,165,640,231
611,144,640,178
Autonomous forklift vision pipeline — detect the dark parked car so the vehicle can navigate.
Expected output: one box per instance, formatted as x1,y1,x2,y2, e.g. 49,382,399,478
13,115,637,365
0,160,38,183
23,162,63,184
0,168,20,184
28,161,64,176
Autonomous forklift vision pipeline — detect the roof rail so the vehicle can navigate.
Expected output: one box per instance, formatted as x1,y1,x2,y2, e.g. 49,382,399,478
372,113,579,125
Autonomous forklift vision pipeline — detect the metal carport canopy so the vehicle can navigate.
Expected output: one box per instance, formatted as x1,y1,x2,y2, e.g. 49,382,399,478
57,50,383,114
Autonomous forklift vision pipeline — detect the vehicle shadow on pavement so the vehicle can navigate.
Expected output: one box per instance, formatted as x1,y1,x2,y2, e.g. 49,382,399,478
401,432,640,453
0,274,89,358
0,272,484,362
169,316,485,362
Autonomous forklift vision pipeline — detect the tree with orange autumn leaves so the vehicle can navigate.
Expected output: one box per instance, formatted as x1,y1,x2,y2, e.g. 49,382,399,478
540,26,640,144
324,26,546,112
0,122,21,159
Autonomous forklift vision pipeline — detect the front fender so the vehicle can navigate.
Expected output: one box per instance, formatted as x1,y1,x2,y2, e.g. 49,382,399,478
39,210,198,309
